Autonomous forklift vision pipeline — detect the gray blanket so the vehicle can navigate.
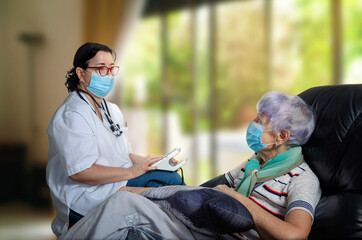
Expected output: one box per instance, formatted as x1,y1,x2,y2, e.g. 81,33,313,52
60,190,216,240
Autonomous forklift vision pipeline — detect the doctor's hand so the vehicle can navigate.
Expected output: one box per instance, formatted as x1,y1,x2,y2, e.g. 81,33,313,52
129,154,162,179
170,158,178,164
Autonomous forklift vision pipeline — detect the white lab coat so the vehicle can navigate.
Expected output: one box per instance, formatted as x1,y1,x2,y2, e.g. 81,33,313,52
46,91,133,237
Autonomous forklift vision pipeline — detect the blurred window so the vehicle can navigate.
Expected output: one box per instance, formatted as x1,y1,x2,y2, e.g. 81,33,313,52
122,0,360,182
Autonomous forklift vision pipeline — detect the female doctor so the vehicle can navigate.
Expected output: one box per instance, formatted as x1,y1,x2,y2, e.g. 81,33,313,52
46,42,183,237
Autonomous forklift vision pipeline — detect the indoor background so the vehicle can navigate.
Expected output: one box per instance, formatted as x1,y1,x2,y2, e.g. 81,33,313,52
0,0,361,239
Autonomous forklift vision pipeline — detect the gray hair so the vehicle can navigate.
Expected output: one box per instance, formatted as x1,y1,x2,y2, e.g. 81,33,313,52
257,91,316,147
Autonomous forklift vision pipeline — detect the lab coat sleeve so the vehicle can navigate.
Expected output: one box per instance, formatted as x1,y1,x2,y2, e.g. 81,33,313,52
51,109,99,176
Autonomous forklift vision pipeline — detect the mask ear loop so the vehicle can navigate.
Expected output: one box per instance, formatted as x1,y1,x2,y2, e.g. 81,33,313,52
274,132,286,149
264,128,280,149
80,69,91,87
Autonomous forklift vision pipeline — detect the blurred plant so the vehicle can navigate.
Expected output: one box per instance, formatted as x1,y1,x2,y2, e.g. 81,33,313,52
343,0,362,83
292,0,332,94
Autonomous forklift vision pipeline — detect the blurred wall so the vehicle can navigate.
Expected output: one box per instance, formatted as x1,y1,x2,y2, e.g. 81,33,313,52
0,0,83,165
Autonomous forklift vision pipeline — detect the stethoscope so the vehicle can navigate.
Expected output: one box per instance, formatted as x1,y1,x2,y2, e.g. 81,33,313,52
76,89,123,137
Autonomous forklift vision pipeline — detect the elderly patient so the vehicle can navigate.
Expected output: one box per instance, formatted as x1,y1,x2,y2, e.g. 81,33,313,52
122,91,321,240
204,91,322,239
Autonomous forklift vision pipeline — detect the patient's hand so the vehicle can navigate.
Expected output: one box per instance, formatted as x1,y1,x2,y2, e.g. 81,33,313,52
118,186,152,194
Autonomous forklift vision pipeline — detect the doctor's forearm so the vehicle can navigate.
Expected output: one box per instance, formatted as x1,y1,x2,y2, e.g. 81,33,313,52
129,153,144,162
69,164,135,185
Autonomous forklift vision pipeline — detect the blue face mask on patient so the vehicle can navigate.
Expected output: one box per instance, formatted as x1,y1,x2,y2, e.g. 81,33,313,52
87,72,114,98
246,121,274,152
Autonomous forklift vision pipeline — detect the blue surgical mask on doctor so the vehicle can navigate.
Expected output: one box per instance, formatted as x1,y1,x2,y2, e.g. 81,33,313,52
86,72,114,98
246,121,274,152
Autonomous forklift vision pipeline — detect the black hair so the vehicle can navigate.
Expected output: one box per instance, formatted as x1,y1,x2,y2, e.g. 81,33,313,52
65,42,116,92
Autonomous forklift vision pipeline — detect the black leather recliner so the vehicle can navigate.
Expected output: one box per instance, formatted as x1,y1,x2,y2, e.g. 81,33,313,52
299,84,362,239
201,84,362,239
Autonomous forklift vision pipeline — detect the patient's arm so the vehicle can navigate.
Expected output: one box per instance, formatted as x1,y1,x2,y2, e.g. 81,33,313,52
215,185,312,240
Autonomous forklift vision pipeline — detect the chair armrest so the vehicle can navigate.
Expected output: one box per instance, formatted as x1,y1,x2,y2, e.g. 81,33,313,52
199,174,231,188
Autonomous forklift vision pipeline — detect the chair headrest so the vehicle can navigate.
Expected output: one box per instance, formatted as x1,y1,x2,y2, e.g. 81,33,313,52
299,84,362,195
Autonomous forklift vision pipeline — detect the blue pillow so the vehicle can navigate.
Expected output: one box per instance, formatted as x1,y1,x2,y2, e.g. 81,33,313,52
142,186,254,234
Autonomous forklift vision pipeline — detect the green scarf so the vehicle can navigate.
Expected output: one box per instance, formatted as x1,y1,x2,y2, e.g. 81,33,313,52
235,146,304,196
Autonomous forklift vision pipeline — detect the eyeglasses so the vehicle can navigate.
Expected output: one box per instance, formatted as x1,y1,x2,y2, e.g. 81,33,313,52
87,66,120,76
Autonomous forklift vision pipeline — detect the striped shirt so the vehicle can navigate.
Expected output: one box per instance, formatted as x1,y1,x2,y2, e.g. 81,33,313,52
224,156,321,239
